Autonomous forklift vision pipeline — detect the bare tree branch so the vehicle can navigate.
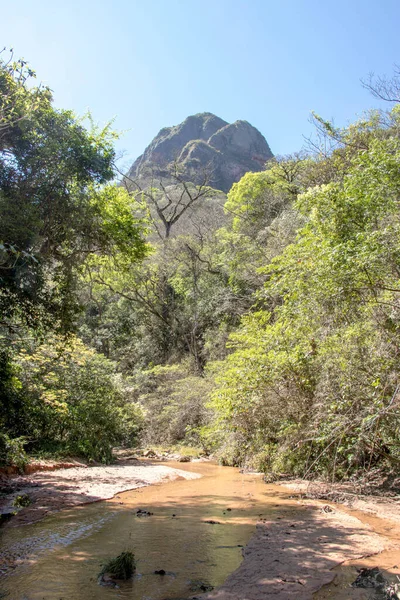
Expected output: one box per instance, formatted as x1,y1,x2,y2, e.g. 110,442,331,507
361,67,400,104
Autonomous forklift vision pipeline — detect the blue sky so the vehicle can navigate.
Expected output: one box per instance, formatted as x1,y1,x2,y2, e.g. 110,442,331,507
2,0,399,170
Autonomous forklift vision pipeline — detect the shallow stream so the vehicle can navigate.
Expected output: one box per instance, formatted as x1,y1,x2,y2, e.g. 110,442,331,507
0,462,295,600
2,461,400,600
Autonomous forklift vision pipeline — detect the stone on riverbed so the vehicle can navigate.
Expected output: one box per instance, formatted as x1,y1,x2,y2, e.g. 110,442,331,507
136,508,153,516
204,520,220,524
190,580,214,593
0,512,14,526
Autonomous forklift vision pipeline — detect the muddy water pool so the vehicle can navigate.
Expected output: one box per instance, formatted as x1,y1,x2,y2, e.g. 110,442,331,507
0,462,295,600
2,461,400,600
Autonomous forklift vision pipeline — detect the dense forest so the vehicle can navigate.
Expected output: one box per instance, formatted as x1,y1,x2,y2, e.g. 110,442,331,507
2,50,400,481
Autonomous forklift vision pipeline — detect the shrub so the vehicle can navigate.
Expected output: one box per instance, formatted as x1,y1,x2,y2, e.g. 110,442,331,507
12,336,144,462
12,494,31,508
0,434,28,471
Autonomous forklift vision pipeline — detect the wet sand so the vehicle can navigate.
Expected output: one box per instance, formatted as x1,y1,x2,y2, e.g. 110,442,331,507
2,461,400,599
0,459,200,527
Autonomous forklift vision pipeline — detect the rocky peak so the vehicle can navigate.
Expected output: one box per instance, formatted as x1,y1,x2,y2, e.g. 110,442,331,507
127,112,273,193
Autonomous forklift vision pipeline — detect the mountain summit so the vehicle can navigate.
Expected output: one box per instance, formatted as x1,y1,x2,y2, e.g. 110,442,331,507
127,113,273,193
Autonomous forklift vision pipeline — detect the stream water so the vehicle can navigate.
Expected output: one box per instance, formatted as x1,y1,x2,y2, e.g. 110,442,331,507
1,461,400,600
0,462,296,600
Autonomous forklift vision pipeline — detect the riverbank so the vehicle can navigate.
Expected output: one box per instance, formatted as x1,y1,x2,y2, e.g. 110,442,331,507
280,478,400,524
200,503,389,600
199,476,400,600
0,458,201,528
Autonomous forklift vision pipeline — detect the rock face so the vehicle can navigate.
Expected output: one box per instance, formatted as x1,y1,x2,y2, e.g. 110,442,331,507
127,113,273,193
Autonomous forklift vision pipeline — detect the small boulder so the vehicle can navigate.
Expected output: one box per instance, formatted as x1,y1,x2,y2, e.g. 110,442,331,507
204,520,220,525
143,450,156,458
190,580,214,593
352,567,385,589
178,456,191,463
0,512,14,526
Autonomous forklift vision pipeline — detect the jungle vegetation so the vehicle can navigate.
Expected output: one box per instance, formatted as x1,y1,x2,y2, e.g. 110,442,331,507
2,50,400,480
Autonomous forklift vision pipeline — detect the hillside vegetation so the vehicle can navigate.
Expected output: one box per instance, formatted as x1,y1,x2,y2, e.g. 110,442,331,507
1,51,400,481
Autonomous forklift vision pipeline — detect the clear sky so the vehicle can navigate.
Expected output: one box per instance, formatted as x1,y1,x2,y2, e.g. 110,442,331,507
2,0,399,170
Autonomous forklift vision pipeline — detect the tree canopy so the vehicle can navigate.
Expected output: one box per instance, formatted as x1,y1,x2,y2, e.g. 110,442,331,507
0,52,147,334
2,52,400,479
0,52,147,463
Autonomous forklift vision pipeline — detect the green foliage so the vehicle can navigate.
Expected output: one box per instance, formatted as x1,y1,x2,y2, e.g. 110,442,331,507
99,551,136,580
12,494,31,508
0,52,147,334
225,161,298,235
3,336,144,462
0,433,28,470
84,198,235,372
219,161,305,298
0,52,147,465
209,107,400,478
138,364,213,447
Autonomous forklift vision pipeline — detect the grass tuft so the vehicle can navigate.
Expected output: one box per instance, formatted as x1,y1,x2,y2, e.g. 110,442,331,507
99,551,135,580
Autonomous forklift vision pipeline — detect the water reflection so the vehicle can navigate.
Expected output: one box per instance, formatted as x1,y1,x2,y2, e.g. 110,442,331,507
0,462,292,600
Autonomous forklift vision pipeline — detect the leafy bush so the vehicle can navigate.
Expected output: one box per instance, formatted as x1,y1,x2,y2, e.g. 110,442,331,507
10,336,144,462
0,433,28,471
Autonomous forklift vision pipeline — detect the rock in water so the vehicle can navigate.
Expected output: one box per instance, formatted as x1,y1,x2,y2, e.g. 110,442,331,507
352,567,385,589
178,456,191,462
126,112,273,193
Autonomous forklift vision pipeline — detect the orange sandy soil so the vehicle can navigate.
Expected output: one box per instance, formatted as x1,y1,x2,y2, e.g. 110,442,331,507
200,503,389,600
0,457,200,527
200,479,400,600
2,461,400,599
281,478,400,524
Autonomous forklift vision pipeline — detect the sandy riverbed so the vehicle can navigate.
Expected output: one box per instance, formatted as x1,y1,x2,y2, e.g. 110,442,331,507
2,461,400,599
0,459,200,527
200,502,390,600
281,478,400,523
199,477,400,600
